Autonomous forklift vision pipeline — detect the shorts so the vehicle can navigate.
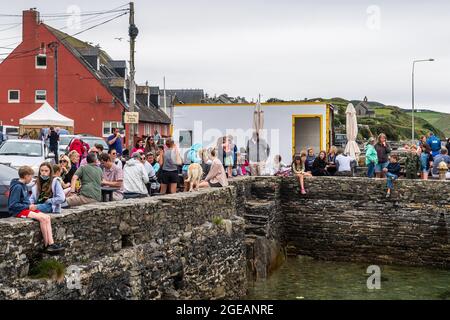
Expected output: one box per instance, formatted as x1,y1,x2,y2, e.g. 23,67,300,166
375,162,389,173
161,170,178,185
224,155,233,167
16,209,41,218
420,154,429,173
208,181,222,188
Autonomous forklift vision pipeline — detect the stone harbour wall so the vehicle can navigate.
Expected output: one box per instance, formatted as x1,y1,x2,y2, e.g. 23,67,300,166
1,175,449,299
0,187,247,299
281,176,450,267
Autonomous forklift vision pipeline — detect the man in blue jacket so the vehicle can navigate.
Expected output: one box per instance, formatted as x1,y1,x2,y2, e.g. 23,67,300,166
427,132,441,157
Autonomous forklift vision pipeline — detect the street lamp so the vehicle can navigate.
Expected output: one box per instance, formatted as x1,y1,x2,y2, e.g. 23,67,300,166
412,58,434,143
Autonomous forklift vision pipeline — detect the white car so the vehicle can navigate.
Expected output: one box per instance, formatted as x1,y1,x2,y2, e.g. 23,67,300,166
0,139,55,175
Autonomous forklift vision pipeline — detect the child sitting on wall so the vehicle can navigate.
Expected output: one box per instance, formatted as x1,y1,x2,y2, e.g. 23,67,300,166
7,166,65,254
383,154,401,198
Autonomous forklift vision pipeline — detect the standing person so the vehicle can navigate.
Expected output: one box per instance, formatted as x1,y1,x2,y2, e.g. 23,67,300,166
246,132,270,176
405,145,421,179
383,154,401,198
326,146,338,176
107,128,123,156
312,150,329,176
153,130,161,145
374,133,391,178
123,152,149,198
144,136,157,154
222,136,233,178
365,137,378,178
7,166,64,253
292,152,312,195
47,127,59,163
199,149,229,188
419,135,432,180
99,153,124,201
131,139,145,154
446,138,450,155
426,132,441,157
158,139,182,194
66,153,102,207
30,162,65,213
108,149,123,170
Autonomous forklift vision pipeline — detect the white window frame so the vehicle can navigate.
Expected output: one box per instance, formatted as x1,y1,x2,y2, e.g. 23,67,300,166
35,54,47,69
8,89,20,103
35,90,47,103
102,121,124,138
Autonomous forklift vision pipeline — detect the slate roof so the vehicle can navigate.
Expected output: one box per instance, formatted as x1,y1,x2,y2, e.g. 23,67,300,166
44,25,170,125
163,89,205,104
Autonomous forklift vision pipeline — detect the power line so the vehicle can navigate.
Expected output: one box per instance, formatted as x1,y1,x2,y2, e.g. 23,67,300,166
0,11,128,59
0,6,129,18
0,23,21,32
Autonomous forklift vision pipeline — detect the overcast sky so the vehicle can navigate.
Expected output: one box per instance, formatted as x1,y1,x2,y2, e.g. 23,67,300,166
1,0,449,113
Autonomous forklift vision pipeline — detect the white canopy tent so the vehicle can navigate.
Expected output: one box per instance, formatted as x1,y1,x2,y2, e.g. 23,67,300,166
19,102,74,135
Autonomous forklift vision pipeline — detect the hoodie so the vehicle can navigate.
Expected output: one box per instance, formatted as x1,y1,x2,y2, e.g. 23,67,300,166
123,158,149,195
182,143,203,172
7,178,30,216
30,177,66,213
364,144,378,166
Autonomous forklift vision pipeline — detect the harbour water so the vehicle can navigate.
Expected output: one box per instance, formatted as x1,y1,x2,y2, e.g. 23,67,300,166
247,256,450,300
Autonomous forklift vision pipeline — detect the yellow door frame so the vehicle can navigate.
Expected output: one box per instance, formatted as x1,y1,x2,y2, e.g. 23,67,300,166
292,114,323,157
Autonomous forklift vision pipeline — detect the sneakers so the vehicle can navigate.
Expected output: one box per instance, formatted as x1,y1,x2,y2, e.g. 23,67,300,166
44,243,65,255
385,192,391,198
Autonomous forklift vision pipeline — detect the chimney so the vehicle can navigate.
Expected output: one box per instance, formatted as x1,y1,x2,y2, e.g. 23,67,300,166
22,9,40,42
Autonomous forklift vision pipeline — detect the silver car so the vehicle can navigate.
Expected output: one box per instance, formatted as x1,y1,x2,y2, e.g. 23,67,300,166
0,139,55,175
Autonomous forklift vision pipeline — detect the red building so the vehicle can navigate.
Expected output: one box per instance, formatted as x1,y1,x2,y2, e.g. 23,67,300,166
0,9,171,140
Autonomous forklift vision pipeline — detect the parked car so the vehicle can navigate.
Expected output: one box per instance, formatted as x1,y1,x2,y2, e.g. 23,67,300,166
0,164,18,216
334,133,347,148
0,125,19,142
59,135,109,155
0,139,54,174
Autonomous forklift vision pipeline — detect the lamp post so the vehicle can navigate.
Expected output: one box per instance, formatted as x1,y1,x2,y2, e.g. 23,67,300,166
412,58,434,143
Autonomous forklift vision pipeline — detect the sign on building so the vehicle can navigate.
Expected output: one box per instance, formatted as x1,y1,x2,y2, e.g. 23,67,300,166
124,112,139,124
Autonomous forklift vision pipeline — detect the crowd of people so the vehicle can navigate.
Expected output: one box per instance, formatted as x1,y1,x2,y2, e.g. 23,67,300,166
4,127,449,254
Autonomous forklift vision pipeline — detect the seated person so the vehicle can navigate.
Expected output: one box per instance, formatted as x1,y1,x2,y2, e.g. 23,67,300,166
305,148,316,172
335,149,355,176
7,166,64,254
79,147,101,167
30,162,65,213
108,149,123,170
144,152,160,194
311,151,329,176
99,153,124,201
123,152,149,198
66,152,103,206
431,147,450,179
199,149,229,188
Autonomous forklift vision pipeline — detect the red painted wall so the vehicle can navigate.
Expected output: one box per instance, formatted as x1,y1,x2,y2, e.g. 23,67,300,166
0,10,124,137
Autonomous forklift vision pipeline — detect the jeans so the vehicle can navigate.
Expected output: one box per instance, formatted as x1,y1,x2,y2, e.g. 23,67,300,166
367,162,376,178
420,153,429,173
36,203,53,213
386,172,398,190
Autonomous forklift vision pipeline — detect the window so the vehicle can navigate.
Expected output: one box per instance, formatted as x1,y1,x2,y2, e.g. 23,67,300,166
8,90,20,103
103,121,124,137
36,54,47,69
35,90,46,103
179,130,192,148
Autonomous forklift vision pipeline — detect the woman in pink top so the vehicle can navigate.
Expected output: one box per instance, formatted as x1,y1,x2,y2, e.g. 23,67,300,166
131,139,145,155
199,149,229,188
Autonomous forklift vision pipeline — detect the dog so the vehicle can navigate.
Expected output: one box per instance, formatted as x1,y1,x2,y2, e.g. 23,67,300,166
186,163,203,191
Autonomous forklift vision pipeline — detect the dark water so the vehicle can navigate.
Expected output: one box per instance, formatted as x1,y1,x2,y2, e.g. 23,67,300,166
247,256,450,300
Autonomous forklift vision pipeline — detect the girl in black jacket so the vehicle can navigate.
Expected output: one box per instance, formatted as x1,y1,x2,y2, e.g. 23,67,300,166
312,151,329,176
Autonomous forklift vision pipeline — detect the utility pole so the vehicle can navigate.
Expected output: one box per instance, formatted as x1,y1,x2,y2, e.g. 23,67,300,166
48,42,59,112
163,76,167,114
128,1,139,149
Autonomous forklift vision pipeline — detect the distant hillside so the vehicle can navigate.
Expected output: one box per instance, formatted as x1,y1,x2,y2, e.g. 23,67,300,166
405,110,450,137
304,97,447,141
